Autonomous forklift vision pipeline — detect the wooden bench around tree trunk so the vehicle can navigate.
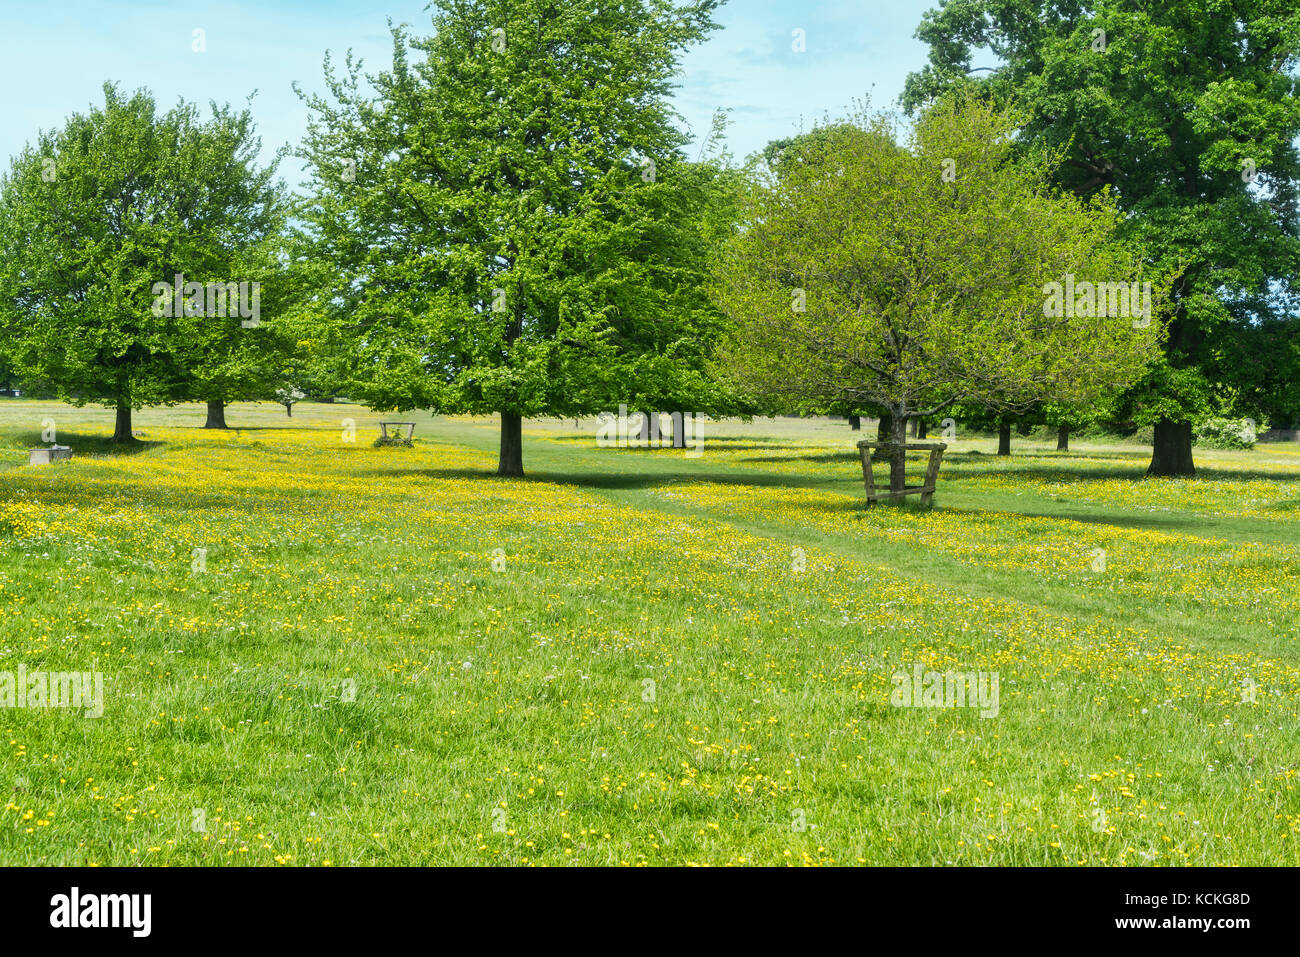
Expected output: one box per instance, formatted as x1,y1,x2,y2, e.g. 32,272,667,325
857,440,947,507
378,422,416,441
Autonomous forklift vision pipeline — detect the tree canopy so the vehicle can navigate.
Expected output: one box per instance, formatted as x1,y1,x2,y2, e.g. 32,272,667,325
296,0,731,475
0,84,286,439
712,96,1165,488
903,0,1300,474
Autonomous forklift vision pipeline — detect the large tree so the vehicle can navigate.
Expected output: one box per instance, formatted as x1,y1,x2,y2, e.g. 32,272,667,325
0,85,287,440
296,0,729,476
711,96,1164,492
903,0,1300,475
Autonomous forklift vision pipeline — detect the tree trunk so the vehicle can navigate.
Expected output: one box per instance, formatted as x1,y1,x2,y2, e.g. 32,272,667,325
848,415,861,431
888,412,908,493
204,399,228,429
997,420,1012,456
670,412,687,449
285,403,293,418
1148,419,1195,476
917,419,928,439
641,411,661,446
1056,425,1069,452
877,412,893,443
113,402,133,443
498,412,523,477
908,417,919,438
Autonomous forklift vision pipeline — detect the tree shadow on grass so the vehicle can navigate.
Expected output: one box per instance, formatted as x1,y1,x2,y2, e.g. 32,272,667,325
914,450,1300,483
740,448,1153,469
355,454,1300,522
934,501,1298,538
941,465,1147,483
949,506,1218,533
944,463,1300,483
356,465,842,492
349,463,1273,536
542,432,813,454
947,449,1142,460
189,425,303,432
743,450,861,466
9,432,163,456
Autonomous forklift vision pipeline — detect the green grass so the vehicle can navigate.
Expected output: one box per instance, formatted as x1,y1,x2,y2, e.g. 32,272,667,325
1,399,1298,865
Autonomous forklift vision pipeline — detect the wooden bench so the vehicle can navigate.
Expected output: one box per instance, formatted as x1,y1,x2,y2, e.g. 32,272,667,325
378,422,416,442
857,440,947,507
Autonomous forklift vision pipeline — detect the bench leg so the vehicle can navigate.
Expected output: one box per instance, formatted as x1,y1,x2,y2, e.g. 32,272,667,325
920,448,945,507
860,446,877,505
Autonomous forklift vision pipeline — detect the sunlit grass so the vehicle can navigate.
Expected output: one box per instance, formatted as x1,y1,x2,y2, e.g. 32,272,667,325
1,400,1298,865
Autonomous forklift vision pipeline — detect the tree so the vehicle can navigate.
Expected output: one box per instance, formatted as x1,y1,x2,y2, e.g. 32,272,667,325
266,228,354,412
603,142,757,450
296,0,726,476
949,401,1020,455
764,129,907,442
0,85,286,441
275,386,306,417
903,0,1300,475
179,233,294,430
1229,315,1300,430
711,96,1164,493
956,395,1112,454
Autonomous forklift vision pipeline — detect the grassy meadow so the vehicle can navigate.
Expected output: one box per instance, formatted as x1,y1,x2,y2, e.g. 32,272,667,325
1,399,1298,865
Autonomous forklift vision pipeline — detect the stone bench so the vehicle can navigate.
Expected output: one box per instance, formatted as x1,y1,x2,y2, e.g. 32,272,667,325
29,445,72,465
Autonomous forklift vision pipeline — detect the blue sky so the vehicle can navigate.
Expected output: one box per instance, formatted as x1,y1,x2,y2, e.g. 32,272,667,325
1,0,947,182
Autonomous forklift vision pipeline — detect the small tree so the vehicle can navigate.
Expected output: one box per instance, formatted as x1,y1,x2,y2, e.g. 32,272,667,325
712,95,1166,494
275,386,306,417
